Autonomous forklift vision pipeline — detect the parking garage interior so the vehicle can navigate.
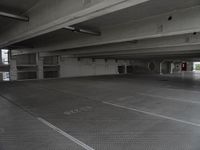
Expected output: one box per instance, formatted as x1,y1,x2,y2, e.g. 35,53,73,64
1,0,200,150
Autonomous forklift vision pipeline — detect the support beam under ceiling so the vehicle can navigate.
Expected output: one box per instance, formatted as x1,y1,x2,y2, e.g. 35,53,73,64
0,11,29,21
64,26,101,36
0,0,150,48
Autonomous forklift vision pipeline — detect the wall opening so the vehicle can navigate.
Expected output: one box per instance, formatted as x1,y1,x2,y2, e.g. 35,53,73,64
1,49,10,81
1,49,9,64
118,65,125,74
181,62,187,71
193,62,200,72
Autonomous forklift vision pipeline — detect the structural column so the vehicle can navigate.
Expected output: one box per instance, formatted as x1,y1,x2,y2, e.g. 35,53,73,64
170,62,175,74
0,49,2,64
9,55,17,81
57,56,61,78
160,62,163,75
37,53,44,80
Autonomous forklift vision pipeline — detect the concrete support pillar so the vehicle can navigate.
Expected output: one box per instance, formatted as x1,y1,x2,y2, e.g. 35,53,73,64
187,62,193,71
10,56,17,81
0,49,2,64
170,62,175,74
125,60,130,74
124,64,127,74
57,56,61,78
159,62,163,75
37,53,43,80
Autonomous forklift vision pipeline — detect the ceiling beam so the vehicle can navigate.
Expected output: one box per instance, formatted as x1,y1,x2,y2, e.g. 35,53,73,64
74,44,200,57
54,33,200,55
11,33,200,55
28,5,200,52
83,52,200,60
0,0,150,48
0,11,29,21
64,26,101,36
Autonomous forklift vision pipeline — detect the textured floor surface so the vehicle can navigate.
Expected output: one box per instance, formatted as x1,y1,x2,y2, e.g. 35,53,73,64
0,72,200,149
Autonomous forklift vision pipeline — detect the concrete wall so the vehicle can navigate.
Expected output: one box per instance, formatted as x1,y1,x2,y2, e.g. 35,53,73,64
161,61,171,74
187,62,193,71
60,57,128,78
172,61,193,73
16,54,36,65
130,60,160,74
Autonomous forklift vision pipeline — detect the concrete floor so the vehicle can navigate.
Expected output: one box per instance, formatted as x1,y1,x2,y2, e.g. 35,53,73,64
0,72,200,150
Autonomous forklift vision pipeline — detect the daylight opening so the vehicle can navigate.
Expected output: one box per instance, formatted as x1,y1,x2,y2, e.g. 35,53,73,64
193,62,200,72
0,49,10,81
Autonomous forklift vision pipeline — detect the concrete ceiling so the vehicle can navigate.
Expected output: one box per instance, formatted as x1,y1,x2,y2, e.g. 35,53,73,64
0,0,39,32
4,0,200,60
10,0,200,49
10,28,92,49
77,0,200,29
0,0,39,14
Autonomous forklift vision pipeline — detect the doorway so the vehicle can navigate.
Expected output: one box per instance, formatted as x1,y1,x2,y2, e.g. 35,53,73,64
181,62,187,71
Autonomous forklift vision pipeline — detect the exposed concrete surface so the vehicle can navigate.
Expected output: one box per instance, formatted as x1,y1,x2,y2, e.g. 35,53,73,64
0,97,85,150
0,72,200,149
60,58,129,78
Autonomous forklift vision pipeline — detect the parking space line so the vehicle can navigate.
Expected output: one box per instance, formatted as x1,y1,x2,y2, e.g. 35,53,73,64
38,117,95,150
0,95,95,150
103,101,200,128
137,92,200,105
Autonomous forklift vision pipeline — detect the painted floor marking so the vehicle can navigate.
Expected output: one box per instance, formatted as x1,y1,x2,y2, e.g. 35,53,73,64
38,117,95,150
137,92,200,105
36,82,200,105
103,101,200,128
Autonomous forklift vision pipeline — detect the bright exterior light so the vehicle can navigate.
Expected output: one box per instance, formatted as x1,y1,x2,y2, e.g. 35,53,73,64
1,49,9,64
1,49,10,81
193,62,200,71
